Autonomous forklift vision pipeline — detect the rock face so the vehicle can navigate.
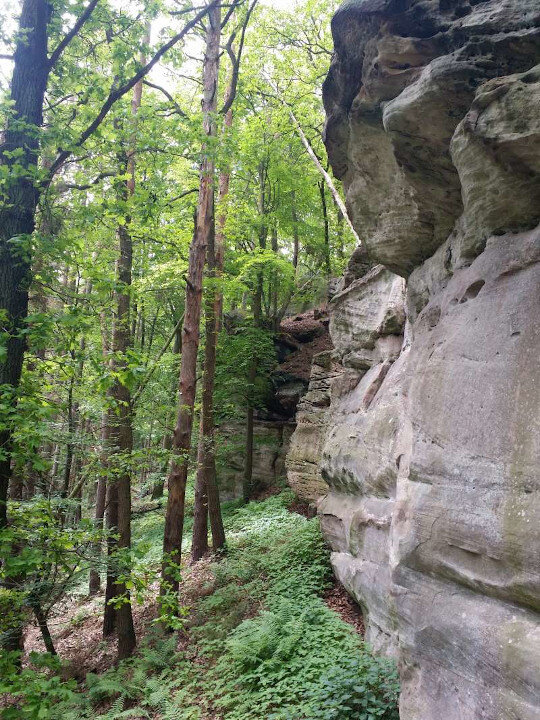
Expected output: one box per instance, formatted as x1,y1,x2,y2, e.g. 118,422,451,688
218,420,295,500
320,2,540,718
218,309,331,499
285,349,342,503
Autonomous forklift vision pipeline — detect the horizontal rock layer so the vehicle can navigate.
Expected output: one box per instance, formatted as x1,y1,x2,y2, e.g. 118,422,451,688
320,1,540,718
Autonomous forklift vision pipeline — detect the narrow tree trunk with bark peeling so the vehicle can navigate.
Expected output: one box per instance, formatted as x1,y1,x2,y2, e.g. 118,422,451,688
161,0,222,596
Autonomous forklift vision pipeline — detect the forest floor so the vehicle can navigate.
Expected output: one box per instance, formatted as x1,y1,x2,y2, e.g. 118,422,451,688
19,487,396,720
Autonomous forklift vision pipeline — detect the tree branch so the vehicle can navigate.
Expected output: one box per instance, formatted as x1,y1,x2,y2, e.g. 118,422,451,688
166,187,199,205
48,0,101,69
58,171,115,191
219,0,258,114
288,108,361,245
47,1,219,181
143,80,188,117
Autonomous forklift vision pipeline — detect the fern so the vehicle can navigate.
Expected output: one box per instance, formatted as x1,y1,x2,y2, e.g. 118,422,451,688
34,491,398,720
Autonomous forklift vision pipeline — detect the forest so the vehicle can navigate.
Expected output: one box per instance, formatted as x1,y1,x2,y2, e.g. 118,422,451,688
0,0,401,717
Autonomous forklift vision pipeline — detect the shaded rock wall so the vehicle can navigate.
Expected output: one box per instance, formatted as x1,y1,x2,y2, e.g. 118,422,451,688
285,349,342,503
320,1,540,718
218,420,295,500
218,309,330,499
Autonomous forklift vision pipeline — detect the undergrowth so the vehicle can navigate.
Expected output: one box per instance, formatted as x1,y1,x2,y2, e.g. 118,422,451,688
2,490,399,720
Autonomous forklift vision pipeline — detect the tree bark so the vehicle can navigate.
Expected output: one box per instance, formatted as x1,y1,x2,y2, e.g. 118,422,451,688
32,602,56,656
102,209,136,657
89,356,109,594
0,0,49,528
161,0,221,597
152,314,182,500
287,108,361,246
291,192,299,270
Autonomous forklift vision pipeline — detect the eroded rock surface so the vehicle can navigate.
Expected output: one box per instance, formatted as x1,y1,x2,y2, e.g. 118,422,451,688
319,1,540,718
285,349,342,503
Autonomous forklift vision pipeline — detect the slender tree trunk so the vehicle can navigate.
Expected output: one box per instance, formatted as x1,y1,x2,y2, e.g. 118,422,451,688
32,603,56,656
71,454,83,523
89,334,109,595
288,108,361,246
161,0,221,598
61,373,75,497
270,225,279,330
319,180,331,278
102,43,148,651
191,436,209,561
102,207,136,658
152,314,182,500
50,442,59,494
291,192,299,270
194,90,235,554
243,387,255,503
191,99,234,558
334,199,344,261
243,163,267,502
0,0,49,528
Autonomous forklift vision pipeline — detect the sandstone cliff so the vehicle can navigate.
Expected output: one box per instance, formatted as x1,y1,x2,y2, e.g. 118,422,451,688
319,1,540,718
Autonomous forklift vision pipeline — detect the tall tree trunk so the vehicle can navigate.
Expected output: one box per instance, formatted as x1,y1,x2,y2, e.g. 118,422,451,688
102,37,148,651
89,412,108,594
152,310,182,501
334,199,344,261
102,210,136,660
270,224,279,330
161,0,221,598
191,99,234,559
89,305,110,595
243,162,267,502
0,0,49,528
291,192,299,270
61,369,76,497
319,180,331,279
243,383,255,503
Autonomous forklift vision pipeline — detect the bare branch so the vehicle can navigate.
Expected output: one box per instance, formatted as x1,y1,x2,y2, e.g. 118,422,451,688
221,0,245,28
166,187,199,205
132,312,185,406
288,108,361,245
59,171,116,191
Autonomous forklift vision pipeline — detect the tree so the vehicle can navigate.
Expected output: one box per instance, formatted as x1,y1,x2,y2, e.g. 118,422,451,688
161,0,224,598
191,0,257,561
0,0,218,529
